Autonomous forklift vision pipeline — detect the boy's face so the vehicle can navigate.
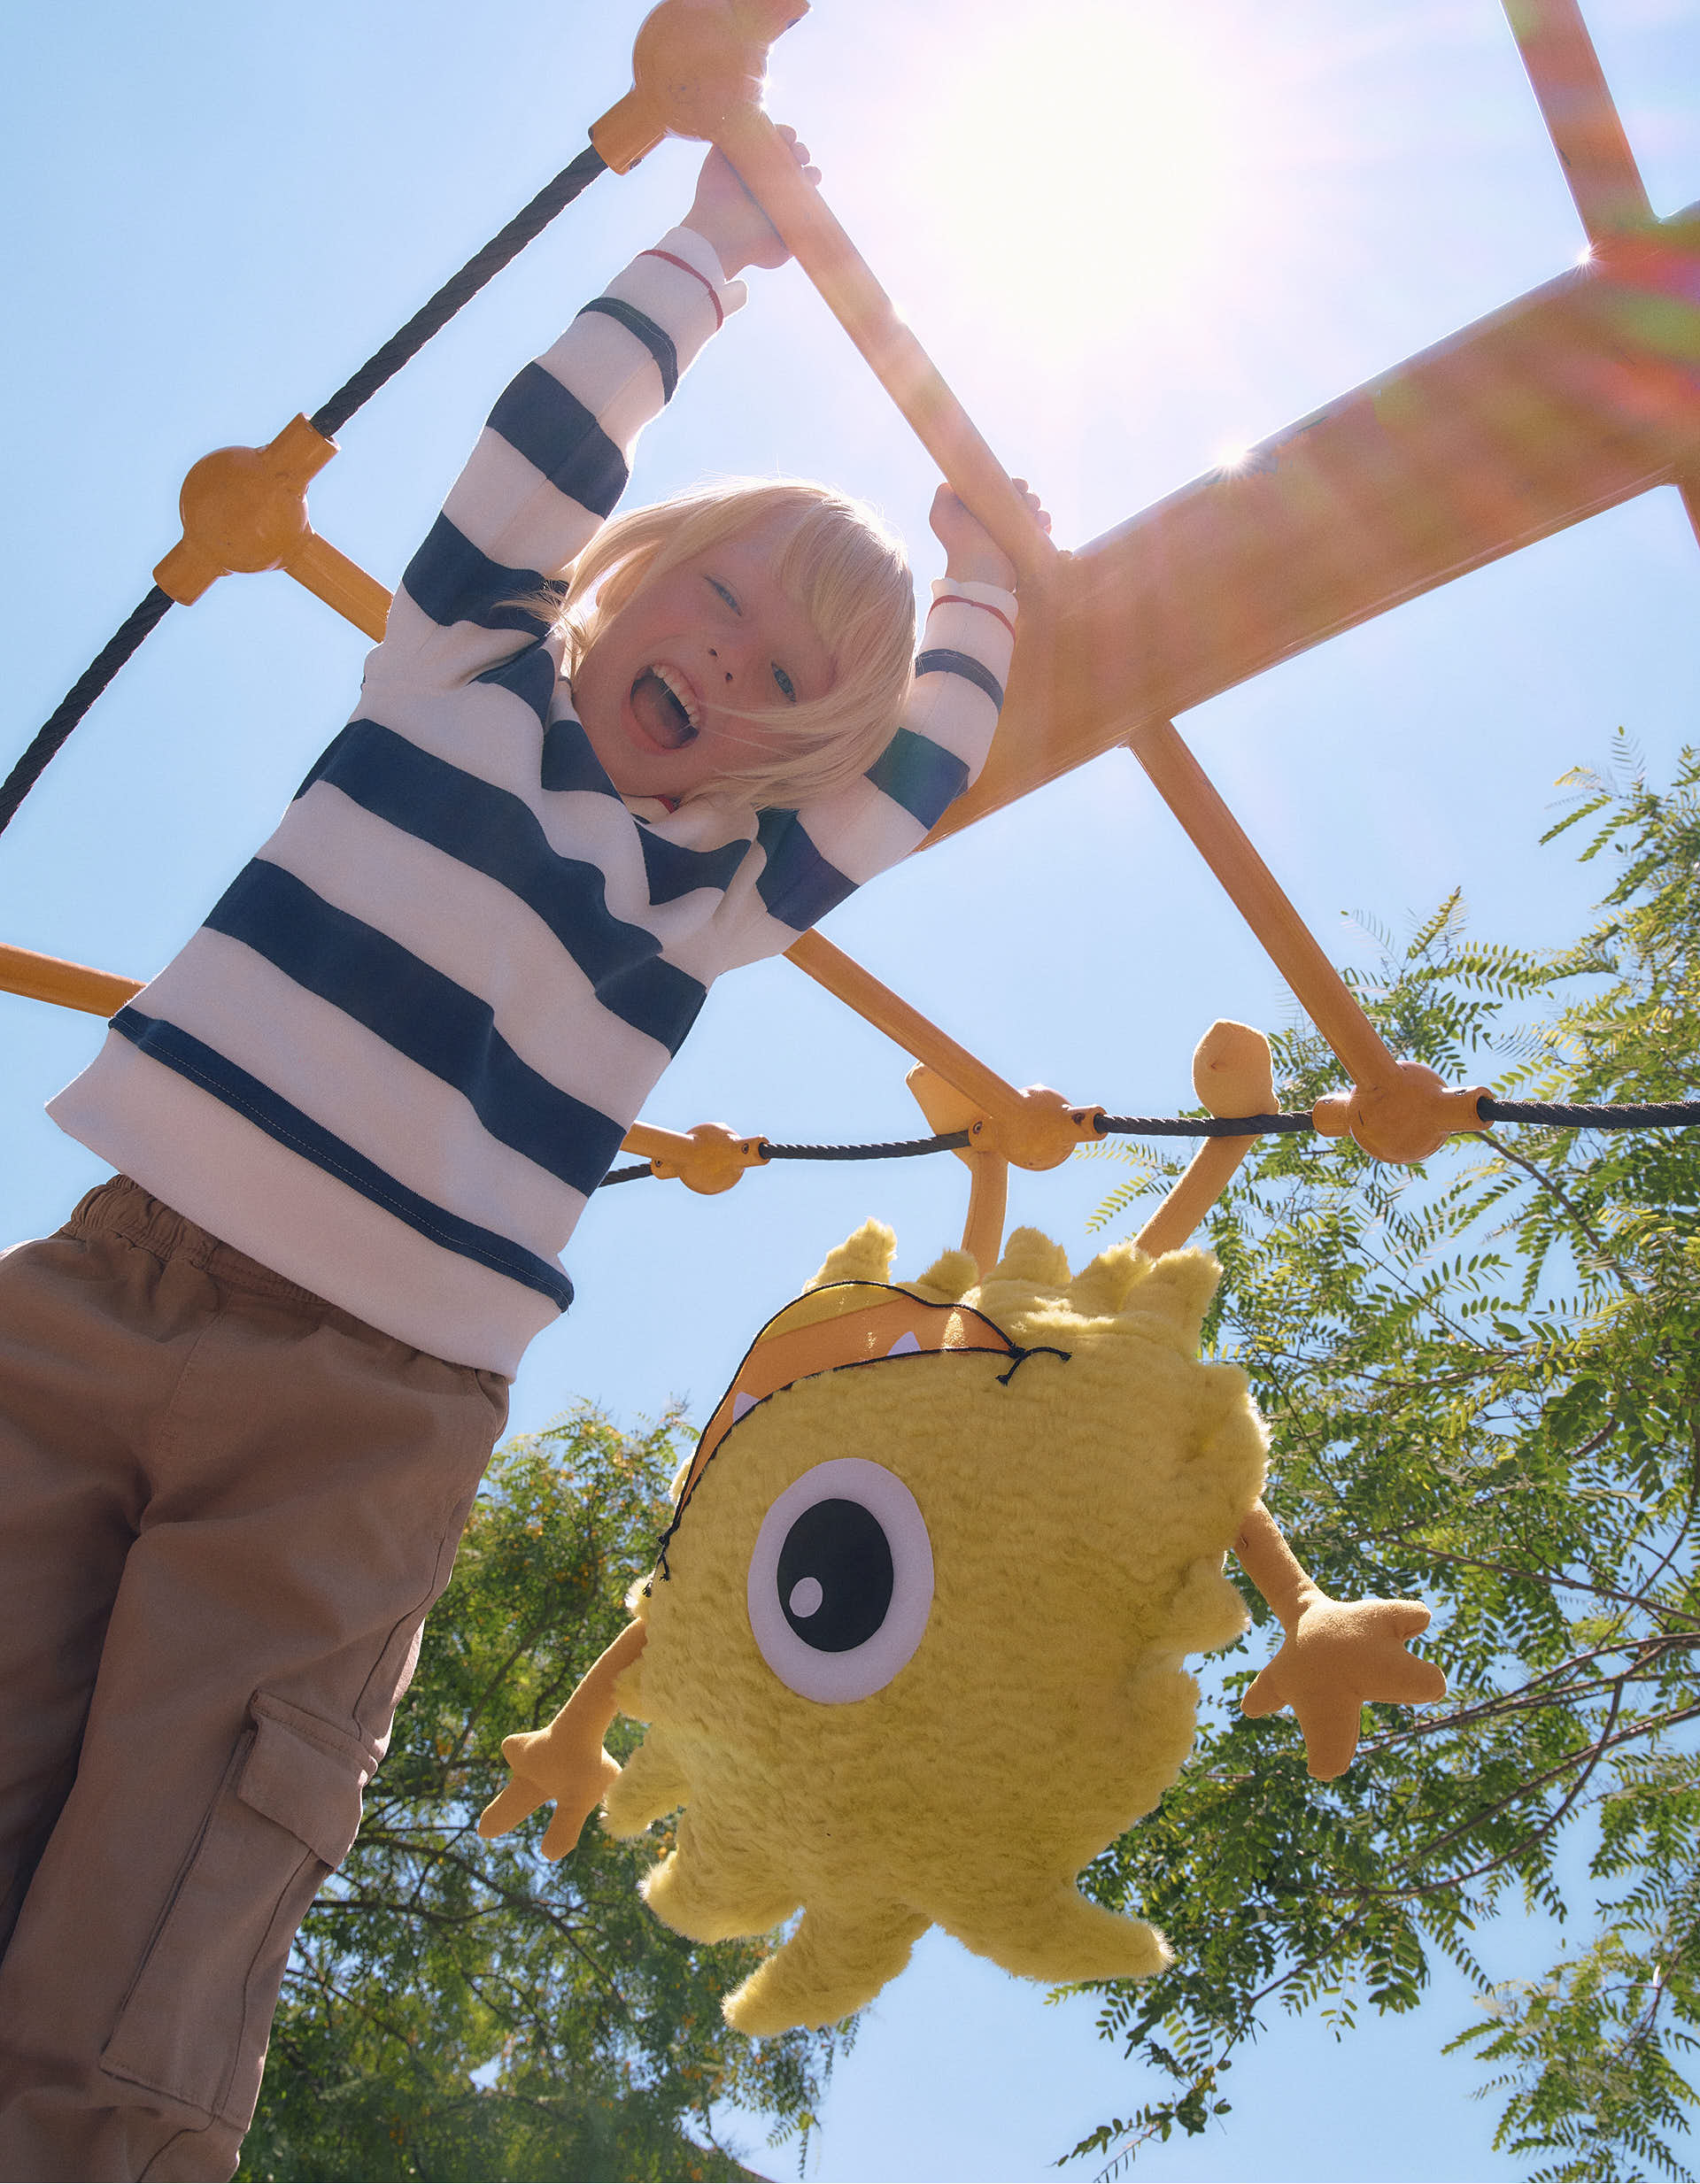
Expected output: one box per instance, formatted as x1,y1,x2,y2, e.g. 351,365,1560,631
572,521,836,802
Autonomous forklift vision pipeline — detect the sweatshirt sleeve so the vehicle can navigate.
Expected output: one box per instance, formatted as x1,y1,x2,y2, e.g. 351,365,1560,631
738,577,1016,941
369,226,746,691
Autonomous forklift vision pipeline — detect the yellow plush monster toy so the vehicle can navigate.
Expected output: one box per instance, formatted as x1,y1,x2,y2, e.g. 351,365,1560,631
480,1222,1444,2035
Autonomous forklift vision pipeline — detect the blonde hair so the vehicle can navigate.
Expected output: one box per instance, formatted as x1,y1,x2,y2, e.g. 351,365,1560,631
554,479,916,809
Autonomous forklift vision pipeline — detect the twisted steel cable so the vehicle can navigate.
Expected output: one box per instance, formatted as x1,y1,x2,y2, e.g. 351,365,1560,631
1,142,608,839
595,1095,1700,1185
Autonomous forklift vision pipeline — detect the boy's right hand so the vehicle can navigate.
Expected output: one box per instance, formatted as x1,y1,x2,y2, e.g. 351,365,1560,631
931,480,1049,592
685,126,819,279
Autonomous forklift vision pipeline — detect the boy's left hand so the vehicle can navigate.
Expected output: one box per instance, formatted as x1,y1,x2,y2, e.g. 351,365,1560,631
931,480,1049,591
686,127,819,279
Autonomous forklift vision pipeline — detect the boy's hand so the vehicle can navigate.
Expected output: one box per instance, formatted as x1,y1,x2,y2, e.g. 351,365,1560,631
931,480,1048,591
686,126,819,279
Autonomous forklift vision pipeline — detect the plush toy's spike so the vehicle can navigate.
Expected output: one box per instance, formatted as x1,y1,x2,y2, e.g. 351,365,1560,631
1067,1241,1148,1319
807,1218,896,1292
1124,1248,1222,1351
989,1226,1072,1293
908,1247,979,1307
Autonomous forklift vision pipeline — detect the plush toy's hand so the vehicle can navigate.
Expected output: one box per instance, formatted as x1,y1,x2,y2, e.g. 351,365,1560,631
476,1617,647,1859
1241,1592,1448,1779
478,1725,622,1860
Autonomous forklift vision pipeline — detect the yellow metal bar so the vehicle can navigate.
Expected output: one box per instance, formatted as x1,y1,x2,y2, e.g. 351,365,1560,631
1502,0,1653,243
788,930,1099,1169
1122,725,1483,1162
959,1153,1009,1278
934,210,1700,845
905,1061,1011,1274
1134,1022,1273,1260
713,105,1056,590
288,536,390,643
0,942,141,1018
583,0,1051,583
1126,722,1396,1095
792,933,1020,1126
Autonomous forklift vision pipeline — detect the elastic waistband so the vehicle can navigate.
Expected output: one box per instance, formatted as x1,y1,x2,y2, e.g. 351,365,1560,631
65,1175,339,1316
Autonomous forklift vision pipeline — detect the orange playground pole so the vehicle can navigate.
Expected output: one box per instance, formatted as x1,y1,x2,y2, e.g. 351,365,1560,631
588,0,1054,587
786,930,1101,1170
1501,0,1653,242
711,105,1057,590
1134,1023,1276,1260
0,944,141,1019
1124,722,1485,1162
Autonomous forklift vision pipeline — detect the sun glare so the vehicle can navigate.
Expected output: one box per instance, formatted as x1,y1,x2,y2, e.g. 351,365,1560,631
923,7,1264,336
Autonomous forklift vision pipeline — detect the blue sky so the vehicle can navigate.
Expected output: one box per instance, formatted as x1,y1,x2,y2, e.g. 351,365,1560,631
3,4,1698,2177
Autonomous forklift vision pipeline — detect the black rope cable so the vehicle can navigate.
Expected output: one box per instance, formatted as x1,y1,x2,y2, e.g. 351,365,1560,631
593,1097,1700,1185
0,142,609,842
764,1131,973,1161
1479,1096,1700,1129
0,588,175,837
1094,1110,1316,1137
309,140,607,438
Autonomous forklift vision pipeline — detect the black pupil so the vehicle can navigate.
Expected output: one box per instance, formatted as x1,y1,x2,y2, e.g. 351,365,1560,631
776,1497,894,1654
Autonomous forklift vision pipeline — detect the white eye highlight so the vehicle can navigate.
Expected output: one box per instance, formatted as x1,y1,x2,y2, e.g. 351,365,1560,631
747,1457,934,1704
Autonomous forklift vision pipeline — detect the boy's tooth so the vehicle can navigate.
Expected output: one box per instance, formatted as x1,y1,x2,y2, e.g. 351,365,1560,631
653,663,698,728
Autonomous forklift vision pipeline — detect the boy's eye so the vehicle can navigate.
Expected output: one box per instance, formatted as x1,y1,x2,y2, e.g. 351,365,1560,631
773,664,797,704
706,575,738,611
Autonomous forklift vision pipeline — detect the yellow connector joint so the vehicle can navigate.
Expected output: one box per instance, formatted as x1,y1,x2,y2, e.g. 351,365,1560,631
1312,1065,1488,1161
153,416,391,642
590,0,809,173
621,1120,769,1194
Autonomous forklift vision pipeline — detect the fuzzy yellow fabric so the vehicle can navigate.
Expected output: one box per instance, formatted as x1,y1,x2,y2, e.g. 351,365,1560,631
597,1223,1268,2035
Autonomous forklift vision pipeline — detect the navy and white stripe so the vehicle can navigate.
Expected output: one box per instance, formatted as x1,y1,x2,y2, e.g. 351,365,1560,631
49,228,1016,1376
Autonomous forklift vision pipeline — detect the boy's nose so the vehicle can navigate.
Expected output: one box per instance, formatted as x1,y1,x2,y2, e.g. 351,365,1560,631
706,643,744,690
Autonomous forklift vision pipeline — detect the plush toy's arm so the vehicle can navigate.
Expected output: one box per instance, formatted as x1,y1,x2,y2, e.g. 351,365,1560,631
1232,1501,1447,1779
477,1617,647,1860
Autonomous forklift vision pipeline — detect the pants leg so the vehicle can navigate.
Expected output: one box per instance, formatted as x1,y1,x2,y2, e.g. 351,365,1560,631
0,1223,155,1958
0,1182,508,2182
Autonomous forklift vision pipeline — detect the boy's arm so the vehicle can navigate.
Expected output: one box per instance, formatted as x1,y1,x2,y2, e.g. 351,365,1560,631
374,135,815,693
1233,1500,1448,1779
745,485,1036,939
370,226,746,692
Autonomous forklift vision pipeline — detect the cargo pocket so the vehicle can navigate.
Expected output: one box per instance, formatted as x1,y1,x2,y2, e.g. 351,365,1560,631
100,1693,377,2130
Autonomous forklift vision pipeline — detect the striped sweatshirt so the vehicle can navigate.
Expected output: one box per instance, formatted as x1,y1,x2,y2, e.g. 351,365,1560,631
49,226,1016,1377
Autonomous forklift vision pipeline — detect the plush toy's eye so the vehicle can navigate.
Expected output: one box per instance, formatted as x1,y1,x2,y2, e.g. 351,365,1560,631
746,1457,933,1703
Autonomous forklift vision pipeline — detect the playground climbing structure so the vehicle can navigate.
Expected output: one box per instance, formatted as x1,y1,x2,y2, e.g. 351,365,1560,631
3,0,1697,1262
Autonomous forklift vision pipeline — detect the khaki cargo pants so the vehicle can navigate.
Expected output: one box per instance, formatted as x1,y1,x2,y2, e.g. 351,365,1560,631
0,1178,508,2181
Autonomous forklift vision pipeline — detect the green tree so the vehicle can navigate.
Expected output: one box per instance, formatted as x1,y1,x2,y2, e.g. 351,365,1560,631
1070,743,1700,2182
240,1407,840,2182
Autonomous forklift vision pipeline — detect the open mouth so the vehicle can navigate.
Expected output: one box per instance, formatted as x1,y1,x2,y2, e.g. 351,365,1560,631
630,665,699,752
